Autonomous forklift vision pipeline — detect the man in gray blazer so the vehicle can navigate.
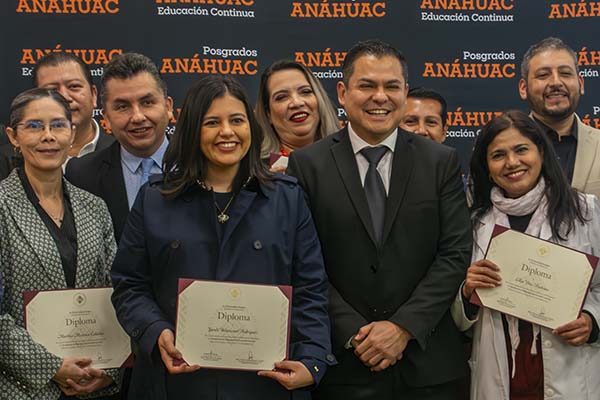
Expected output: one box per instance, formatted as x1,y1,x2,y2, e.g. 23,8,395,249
520,37,600,197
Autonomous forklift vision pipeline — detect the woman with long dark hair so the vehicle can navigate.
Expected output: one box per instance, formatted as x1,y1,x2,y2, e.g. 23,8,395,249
452,110,600,399
110,75,334,399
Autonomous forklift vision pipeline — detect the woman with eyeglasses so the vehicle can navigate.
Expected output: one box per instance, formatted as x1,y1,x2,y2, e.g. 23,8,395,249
0,88,120,399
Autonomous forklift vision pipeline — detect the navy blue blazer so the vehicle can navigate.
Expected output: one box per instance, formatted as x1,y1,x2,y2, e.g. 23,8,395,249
111,174,335,399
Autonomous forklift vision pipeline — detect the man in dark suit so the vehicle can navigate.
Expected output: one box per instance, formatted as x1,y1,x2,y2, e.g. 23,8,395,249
287,40,472,400
0,53,114,180
65,53,172,243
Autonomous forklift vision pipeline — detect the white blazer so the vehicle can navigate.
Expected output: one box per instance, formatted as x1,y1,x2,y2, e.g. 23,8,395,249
452,194,600,400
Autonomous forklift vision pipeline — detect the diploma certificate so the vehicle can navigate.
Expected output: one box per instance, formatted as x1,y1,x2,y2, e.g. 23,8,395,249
473,225,598,329
175,279,292,371
24,288,131,369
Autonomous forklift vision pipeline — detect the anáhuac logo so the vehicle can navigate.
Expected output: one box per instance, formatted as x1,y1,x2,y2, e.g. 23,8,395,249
19,45,123,77
446,107,503,138
586,106,600,128
295,48,346,80
155,0,256,18
290,0,386,18
548,1,600,19
16,0,119,14
160,46,259,75
420,0,515,23
422,50,516,79
578,47,600,78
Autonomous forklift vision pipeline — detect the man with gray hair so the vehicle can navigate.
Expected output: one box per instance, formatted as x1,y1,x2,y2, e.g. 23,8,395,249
519,36,600,197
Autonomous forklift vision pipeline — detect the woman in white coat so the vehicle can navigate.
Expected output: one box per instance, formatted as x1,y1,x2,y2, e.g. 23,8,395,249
452,110,600,400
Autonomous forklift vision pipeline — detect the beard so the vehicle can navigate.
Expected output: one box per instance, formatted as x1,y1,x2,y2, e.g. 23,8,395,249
527,88,580,122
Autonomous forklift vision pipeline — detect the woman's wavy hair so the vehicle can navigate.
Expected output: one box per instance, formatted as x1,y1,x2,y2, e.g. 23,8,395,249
469,109,585,240
255,60,339,157
161,75,270,198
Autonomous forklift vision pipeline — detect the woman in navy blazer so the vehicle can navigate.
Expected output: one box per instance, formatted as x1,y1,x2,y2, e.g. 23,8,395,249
111,75,334,399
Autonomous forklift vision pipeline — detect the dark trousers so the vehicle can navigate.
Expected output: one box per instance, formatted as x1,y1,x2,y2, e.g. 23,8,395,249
313,369,464,400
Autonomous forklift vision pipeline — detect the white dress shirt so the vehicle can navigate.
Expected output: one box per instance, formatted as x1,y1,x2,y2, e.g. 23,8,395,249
347,123,397,195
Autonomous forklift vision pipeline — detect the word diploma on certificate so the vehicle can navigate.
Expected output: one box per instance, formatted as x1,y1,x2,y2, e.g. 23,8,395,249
176,279,292,371
473,225,598,329
24,287,131,369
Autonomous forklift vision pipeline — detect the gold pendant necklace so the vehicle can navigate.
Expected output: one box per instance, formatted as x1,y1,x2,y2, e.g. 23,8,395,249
215,194,235,224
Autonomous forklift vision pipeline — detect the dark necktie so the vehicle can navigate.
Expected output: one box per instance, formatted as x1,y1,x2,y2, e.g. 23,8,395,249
360,146,388,245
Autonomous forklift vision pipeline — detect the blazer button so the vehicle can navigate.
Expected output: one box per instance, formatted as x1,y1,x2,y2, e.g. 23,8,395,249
170,240,180,249
131,329,139,338
253,240,262,250
326,354,335,362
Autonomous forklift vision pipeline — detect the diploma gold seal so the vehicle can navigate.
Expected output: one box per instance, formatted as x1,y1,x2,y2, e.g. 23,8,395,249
537,245,550,257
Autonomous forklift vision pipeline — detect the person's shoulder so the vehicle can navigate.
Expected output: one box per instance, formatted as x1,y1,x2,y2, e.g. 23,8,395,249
270,173,298,187
65,179,110,214
294,128,343,158
576,114,600,135
67,143,113,173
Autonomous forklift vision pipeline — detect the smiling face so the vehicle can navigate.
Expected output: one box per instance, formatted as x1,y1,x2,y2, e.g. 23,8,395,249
200,93,251,181
35,61,97,133
487,127,543,198
519,49,584,123
267,68,319,150
337,54,407,144
400,97,448,143
6,97,74,174
102,72,173,158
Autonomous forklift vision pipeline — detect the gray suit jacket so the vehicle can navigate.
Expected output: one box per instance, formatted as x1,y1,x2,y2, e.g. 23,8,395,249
573,114,600,198
0,170,119,399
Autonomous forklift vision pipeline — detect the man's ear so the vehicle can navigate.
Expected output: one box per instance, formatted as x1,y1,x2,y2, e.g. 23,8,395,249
337,81,347,108
518,78,528,101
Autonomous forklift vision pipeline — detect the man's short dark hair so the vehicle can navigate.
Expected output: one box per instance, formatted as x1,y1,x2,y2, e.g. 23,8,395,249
407,87,448,121
342,39,408,84
101,53,167,105
521,37,579,79
32,52,94,90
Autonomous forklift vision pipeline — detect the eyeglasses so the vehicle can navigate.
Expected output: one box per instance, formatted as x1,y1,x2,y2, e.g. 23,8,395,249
16,120,71,134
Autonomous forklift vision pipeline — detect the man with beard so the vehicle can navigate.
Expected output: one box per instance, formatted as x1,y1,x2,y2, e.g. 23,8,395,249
519,37,600,197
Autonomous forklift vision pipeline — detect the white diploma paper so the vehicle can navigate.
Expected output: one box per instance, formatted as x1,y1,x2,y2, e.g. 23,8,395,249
24,288,131,368
176,279,291,371
474,225,597,329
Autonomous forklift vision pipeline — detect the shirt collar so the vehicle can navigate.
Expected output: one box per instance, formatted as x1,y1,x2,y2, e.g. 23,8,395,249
121,135,168,174
532,115,578,141
78,119,101,157
347,123,397,154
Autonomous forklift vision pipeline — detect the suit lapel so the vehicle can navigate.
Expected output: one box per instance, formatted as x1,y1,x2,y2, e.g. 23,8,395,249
4,172,66,288
99,143,130,227
330,129,377,245
572,116,599,190
381,131,414,245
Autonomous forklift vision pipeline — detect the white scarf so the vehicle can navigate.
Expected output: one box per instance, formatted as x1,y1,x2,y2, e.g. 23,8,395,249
490,178,547,379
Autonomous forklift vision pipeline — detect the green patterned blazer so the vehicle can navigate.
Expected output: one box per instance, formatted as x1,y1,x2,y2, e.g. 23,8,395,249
0,170,119,399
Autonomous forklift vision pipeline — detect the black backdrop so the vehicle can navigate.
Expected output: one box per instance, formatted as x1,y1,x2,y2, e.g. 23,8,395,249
3,0,600,171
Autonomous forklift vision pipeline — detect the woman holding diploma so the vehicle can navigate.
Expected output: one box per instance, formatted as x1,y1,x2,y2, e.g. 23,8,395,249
452,110,600,400
0,88,119,398
110,75,334,399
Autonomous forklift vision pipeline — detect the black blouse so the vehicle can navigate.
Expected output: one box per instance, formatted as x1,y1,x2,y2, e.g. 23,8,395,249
18,168,78,288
